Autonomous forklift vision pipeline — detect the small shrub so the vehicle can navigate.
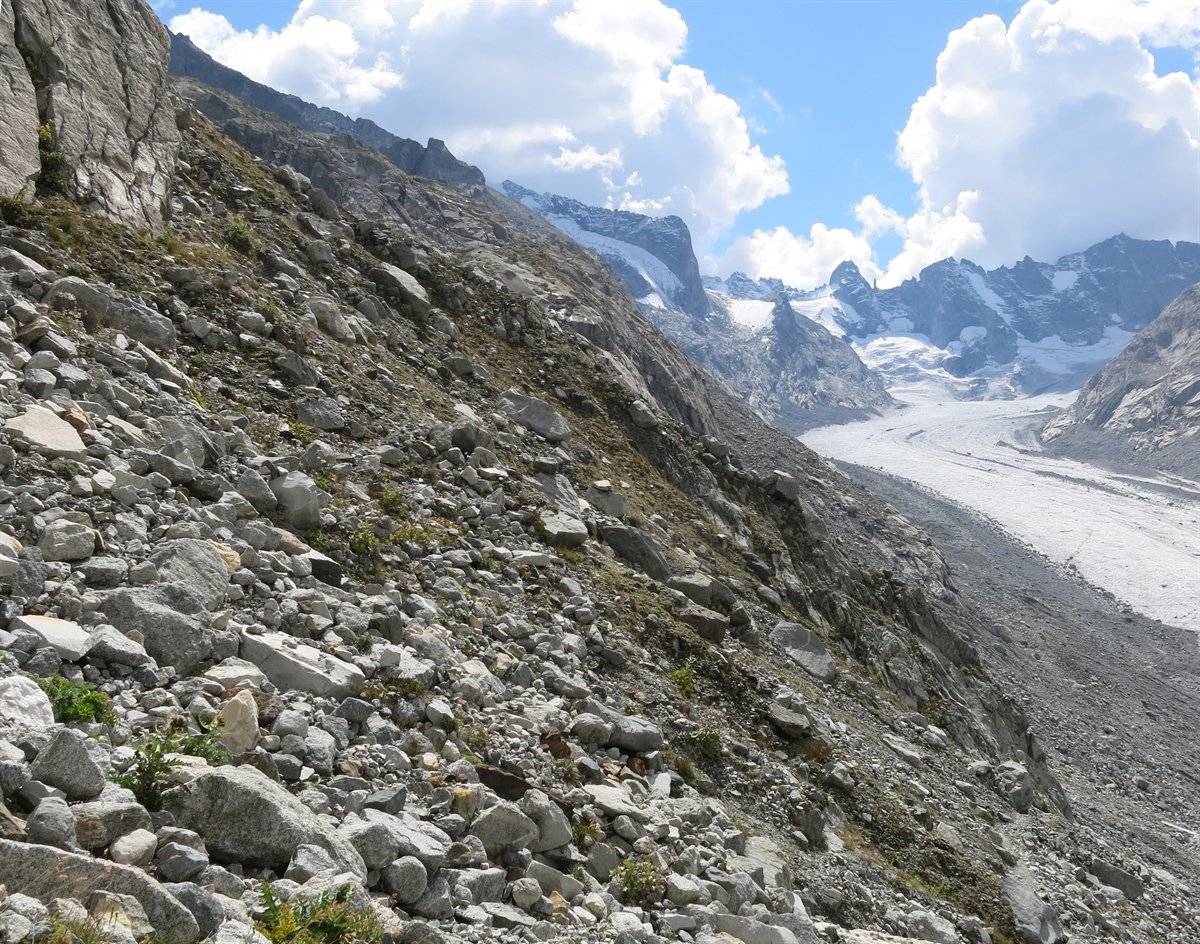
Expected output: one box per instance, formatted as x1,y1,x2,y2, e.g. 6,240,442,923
377,484,410,516
46,918,111,944
665,660,696,696
222,215,259,255
0,195,33,227
257,882,382,944
35,675,116,725
612,856,665,908
348,527,380,557
389,522,431,549
113,718,229,811
683,726,723,762
289,422,318,446
354,633,374,654
571,818,601,848
362,677,428,704
37,124,70,196
663,748,696,781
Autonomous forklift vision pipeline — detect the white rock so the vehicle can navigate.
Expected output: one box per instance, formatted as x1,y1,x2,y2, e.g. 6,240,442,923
240,632,365,698
11,614,92,660
4,406,86,458
0,676,55,733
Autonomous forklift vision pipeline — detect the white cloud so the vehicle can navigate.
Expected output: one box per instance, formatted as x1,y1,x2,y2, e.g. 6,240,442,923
169,0,788,248
717,223,880,291
885,0,1200,282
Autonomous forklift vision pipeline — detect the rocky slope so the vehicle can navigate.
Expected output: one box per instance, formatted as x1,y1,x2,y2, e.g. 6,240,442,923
0,7,1196,944
505,184,892,433
168,32,484,192
1041,283,1200,475
0,0,179,228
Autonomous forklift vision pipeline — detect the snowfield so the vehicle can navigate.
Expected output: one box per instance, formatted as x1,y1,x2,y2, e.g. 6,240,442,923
803,395,1200,630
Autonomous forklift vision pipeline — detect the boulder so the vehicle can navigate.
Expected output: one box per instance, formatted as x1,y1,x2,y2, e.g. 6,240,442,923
4,406,87,459
372,263,431,315
10,614,92,661
0,839,199,943
0,676,55,735
164,766,365,877
537,510,587,548
496,389,570,442
148,540,231,609
770,622,837,683
1002,870,1063,944
94,585,214,675
38,519,98,562
469,801,538,857
30,728,107,799
241,632,365,698
215,690,259,754
599,523,670,581
269,472,325,530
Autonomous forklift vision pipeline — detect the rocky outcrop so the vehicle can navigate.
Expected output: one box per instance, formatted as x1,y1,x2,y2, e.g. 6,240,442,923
502,180,710,317
0,0,179,227
1042,283,1200,475
168,32,484,191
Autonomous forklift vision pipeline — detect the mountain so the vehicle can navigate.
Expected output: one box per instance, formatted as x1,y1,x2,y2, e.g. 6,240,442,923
501,181,710,317
507,183,894,432
1,5,1199,944
168,31,485,191
1042,283,1200,475
718,236,1200,398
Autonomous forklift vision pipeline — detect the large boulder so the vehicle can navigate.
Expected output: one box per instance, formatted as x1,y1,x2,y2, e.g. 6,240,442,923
148,540,231,609
496,389,570,443
1002,870,1064,944
240,632,365,698
10,614,91,661
1,0,180,226
0,676,55,736
371,263,431,315
0,839,199,943
3,406,86,459
164,766,365,877
93,585,214,675
598,523,670,581
770,622,837,683
30,728,107,799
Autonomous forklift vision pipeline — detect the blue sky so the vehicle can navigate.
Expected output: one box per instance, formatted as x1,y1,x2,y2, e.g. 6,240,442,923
163,0,1199,287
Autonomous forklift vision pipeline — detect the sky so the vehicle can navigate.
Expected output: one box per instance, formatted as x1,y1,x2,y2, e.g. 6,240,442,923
158,0,1200,289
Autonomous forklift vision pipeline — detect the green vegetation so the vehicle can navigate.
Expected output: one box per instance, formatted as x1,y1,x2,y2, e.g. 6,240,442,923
0,195,32,227
289,422,319,446
362,677,428,704
113,718,229,811
37,123,70,196
664,659,696,696
354,632,375,654
612,856,665,908
571,818,601,848
376,484,410,516
46,918,111,944
35,675,116,725
222,215,260,255
256,882,382,944
348,527,381,557
681,726,723,762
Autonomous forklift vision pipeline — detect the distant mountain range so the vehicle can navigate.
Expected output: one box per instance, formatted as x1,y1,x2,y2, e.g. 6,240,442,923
509,181,1200,421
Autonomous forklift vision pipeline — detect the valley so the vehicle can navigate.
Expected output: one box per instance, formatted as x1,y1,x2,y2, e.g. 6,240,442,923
804,394,1200,630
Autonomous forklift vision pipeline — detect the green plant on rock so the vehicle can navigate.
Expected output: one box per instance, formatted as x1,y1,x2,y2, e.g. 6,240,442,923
682,726,723,763
256,882,382,944
612,856,665,908
376,484,410,516
665,659,696,696
113,718,229,812
348,527,381,557
289,422,318,446
37,123,71,196
46,918,112,944
35,675,116,725
0,195,33,227
222,215,260,255
571,818,601,848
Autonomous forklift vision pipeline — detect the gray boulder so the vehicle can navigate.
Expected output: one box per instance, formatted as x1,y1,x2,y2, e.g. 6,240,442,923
148,540,231,609
599,523,670,581
497,390,570,443
1002,870,1063,944
0,839,199,943
26,797,78,850
164,766,365,877
770,622,838,683
468,801,538,857
30,728,106,799
94,585,214,675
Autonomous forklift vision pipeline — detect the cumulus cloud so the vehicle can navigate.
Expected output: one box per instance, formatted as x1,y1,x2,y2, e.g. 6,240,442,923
169,0,788,247
719,0,1199,290
717,223,880,290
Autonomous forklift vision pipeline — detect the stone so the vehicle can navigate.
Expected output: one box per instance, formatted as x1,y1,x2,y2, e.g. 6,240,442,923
85,624,152,667
72,799,152,851
4,406,87,459
497,390,570,442
148,540,231,609
241,632,365,698
583,784,649,822
157,842,208,882
536,511,588,548
0,839,199,943
307,296,356,343
598,524,670,581
1090,858,1144,901
0,674,56,734
216,690,259,754
27,796,78,850
339,812,451,874
468,801,538,857
770,623,837,683
715,914,799,944
1002,870,1063,944
164,765,365,877
11,614,93,660
518,789,572,852
110,829,158,867
371,263,431,315
510,877,542,910
677,603,729,643
94,585,213,675
270,472,325,529
87,891,154,940
296,396,346,431
162,884,224,938
30,728,107,799
38,519,98,562
381,856,428,905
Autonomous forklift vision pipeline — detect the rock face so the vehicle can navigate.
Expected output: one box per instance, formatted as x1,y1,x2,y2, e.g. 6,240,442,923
502,181,709,318
1042,283,1200,476
0,0,179,227
167,32,483,191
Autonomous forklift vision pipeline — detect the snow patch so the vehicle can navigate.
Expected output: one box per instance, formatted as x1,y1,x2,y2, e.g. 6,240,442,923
966,271,1009,321
1051,270,1079,292
725,297,776,330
